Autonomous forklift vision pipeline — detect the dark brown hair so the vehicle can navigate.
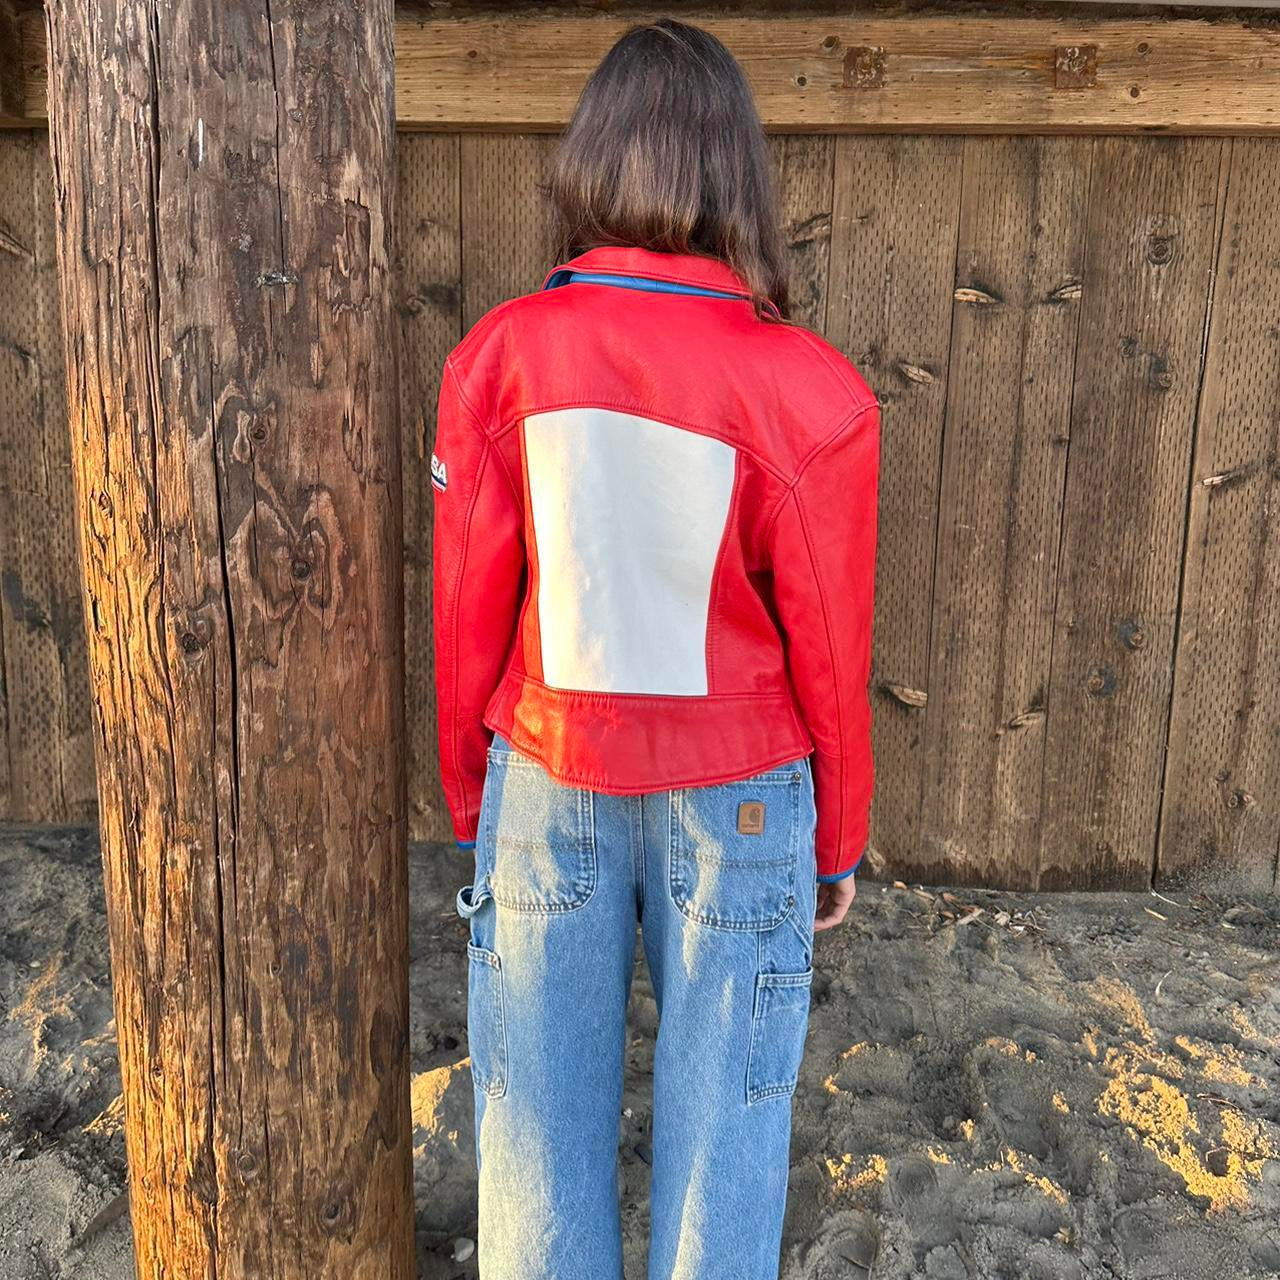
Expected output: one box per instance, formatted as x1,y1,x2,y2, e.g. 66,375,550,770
548,19,790,321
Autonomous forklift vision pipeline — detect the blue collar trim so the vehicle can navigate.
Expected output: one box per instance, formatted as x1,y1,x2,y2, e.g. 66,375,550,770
543,269,749,302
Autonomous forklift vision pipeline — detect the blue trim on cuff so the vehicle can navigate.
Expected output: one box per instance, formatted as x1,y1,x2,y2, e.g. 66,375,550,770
456,839,476,851
817,866,856,883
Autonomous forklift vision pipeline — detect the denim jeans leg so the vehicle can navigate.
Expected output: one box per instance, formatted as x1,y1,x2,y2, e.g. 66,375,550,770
642,760,818,1280
459,736,638,1280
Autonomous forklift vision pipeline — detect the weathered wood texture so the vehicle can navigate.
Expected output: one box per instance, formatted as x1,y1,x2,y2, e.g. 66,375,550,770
771,134,835,333
12,10,1280,134
0,0,23,125
397,134,462,841
919,136,1090,891
824,135,964,874
1038,138,1225,889
1159,138,1280,892
0,131,95,822
7,129,1280,889
460,133,560,328
44,3,414,1277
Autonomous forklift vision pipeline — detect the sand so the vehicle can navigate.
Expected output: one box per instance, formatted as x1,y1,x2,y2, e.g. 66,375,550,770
1,822,1277,1279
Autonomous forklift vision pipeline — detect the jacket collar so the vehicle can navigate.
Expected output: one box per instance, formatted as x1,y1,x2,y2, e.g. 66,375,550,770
541,244,766,306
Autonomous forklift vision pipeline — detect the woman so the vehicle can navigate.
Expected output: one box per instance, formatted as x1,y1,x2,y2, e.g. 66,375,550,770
432,19,878,1279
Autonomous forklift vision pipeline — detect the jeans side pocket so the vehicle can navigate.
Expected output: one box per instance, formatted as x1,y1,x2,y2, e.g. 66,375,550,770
466,942,508,1099
746,968,813,1105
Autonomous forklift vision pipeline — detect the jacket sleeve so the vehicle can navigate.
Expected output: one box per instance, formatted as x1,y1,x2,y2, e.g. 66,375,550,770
432,357,525,845
768,401,880,880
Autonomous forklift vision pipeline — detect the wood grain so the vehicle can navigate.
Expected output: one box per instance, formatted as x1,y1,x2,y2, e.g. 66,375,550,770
1158,138,1280,891
44,3,414,1275
0,0,22,125
771,134,835,332
397,134,462,843
459,133,560,328
315,13,1280,137
824,136,964,878
1038,137,1224,890
920,136,1091,889
0,131,94,823
17,12,1280,133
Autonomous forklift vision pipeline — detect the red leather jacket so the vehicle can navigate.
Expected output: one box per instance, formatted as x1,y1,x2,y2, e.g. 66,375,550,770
432,245,879,880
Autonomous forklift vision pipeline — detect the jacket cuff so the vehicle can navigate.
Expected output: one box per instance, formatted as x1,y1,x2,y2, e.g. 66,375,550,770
815,815,869,881
450,807,480,847
817,864,856,883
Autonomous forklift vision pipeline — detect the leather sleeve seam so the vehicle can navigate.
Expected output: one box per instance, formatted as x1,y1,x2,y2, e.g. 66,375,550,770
444,355,490,438
762,401,877,552
791,489,848,854
444,356,522,508
445,438,494,828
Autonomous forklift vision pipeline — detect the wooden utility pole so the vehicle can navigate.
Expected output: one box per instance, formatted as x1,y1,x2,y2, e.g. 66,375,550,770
44,3,414,1276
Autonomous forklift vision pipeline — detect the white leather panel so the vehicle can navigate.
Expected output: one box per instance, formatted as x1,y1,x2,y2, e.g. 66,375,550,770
524,407,737,695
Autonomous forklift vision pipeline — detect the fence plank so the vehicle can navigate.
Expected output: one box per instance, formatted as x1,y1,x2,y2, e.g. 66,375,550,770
397,134,462,843
1038,137,1224,889
1158,138,1280,891
26,11,1280,133
0,132,94,822
920,136,1091,889
459,134,559,329
772,135,835,332
390,14,1280,135
824,136,963,877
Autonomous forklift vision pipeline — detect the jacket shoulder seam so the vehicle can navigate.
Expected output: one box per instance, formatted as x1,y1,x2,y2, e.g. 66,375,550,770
442,355,490,436
761,401,878,549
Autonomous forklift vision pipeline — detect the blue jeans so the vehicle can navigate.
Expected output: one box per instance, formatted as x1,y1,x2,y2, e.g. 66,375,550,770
455,734,818,1279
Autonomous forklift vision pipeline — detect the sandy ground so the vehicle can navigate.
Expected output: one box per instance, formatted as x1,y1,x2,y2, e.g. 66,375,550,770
0,823,1277,1280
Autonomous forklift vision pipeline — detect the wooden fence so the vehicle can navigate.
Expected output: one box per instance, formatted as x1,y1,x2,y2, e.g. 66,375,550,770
1,128,1277,891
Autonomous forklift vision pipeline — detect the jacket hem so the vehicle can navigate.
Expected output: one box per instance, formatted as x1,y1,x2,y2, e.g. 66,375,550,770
483,672,813,796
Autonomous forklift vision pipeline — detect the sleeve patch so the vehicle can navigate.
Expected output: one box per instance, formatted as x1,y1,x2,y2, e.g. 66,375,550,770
431,452,448,493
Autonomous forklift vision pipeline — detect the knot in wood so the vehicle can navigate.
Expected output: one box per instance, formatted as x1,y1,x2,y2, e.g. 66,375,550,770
1047,280,1082,304
1146,234,1176,266
1117,619,1146,651
317,1178,358,1240
1086,664,1116,698
884,682,928,708
175,613,213,656
1147,355,1174,391
954,286,999,306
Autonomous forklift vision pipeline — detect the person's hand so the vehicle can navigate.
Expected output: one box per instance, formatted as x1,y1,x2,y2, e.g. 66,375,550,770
814,874,856,931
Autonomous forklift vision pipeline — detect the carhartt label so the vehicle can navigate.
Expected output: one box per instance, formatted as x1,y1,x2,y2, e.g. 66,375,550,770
431,452,448,492
737,801,765,835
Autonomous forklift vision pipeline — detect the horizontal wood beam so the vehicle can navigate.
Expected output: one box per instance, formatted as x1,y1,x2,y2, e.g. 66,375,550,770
8,9,1280,133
